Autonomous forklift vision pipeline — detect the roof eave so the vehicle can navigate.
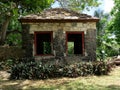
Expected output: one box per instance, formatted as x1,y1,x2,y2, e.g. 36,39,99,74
19,18,99,23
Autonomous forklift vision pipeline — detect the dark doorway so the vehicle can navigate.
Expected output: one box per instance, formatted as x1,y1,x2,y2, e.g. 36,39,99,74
35,32,52,55
66,32,84,55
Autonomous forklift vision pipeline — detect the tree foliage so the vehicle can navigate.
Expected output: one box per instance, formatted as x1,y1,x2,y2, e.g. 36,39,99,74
95,9,120,60
109,0,120,44
0,0,54,45
56,0,99,11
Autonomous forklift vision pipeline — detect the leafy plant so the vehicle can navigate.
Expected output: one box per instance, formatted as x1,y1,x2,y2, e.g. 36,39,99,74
68,42,74,54
10,58,114,80
57,0,100,12
94,10,120,60
109,0,120,45
0,0,54,45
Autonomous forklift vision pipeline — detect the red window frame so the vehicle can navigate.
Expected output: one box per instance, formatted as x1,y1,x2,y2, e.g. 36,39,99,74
34,31,53,56
66,31,84,55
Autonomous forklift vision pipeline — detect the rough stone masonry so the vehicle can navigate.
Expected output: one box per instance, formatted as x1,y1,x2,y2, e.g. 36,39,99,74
19,8,99,64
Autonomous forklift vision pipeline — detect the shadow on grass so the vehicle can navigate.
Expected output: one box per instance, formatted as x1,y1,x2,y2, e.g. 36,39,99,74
25,82,120,90
0,80,22,90
0,80,120,90
107,85,120,90
1,84,20,90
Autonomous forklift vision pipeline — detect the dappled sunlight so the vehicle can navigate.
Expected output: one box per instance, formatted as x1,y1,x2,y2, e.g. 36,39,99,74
0,67,120,90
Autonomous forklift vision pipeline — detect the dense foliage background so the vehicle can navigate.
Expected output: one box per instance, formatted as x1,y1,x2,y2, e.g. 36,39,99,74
0,0,119,59
0,0,54,45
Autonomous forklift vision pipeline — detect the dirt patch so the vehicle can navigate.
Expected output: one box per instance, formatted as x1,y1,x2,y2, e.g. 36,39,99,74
0,71,10,80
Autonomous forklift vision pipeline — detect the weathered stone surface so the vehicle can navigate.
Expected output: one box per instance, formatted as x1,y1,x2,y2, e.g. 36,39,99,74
0,46,24,60
22,24,33,57
35,55,90,66
20,8,98,20
29,22,96,34
19,8,98,63
85,29,96,61
53,30,66,57
23,22,97,61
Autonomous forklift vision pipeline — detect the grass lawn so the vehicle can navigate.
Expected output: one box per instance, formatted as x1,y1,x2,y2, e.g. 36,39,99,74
0,66,120,90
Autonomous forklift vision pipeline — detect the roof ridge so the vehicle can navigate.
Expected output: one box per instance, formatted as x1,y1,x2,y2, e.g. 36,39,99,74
19,8,99,22
41,8,92,18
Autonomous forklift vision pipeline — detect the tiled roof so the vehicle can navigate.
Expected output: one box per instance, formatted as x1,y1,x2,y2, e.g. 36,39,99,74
19,8,99,22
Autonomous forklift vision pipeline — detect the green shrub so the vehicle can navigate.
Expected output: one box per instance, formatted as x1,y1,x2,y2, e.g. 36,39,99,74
0,57,35,70
10,59,114,80
0,62,3,70
93,61,112,75
63,63,94,77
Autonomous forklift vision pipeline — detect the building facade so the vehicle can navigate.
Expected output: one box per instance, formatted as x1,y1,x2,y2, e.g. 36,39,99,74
19,8,99,63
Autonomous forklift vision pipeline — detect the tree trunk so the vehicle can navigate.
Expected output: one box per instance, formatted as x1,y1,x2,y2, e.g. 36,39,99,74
0,15,11,45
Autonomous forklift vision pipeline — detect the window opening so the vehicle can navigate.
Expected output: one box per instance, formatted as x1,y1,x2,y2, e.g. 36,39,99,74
35,32,52,55
67,33,83,55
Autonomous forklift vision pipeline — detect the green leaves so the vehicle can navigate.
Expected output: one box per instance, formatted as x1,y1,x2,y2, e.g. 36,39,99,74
94,9,119,59
109,0,120,45
18,0,54,13
0,0,54,45
10,60,113,79
57,0,100,12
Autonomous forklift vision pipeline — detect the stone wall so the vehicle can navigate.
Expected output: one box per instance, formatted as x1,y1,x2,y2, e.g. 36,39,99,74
85,29,96,61
29,22,96,34
22,22,97,61
22,24,33,57
0,46,24,60
53,29,66,57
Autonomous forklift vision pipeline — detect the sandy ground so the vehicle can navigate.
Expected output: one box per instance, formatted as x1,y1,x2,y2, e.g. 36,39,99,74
0,71,10,80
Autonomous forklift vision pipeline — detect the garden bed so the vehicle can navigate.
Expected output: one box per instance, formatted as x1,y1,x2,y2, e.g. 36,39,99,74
10,59,114,80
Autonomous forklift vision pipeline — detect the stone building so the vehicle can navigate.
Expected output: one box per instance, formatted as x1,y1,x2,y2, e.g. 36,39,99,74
19,8,99,63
